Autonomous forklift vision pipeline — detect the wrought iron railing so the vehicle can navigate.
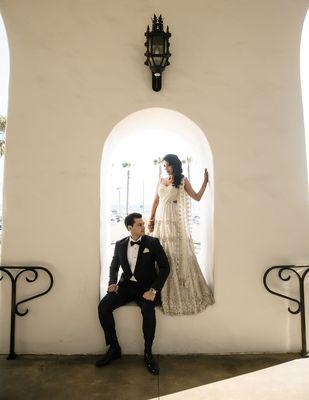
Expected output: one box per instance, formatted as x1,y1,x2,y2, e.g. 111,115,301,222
0,266,54,359
263,265,309,357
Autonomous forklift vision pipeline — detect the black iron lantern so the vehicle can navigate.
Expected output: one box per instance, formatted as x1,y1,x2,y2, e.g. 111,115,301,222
144,14,171,92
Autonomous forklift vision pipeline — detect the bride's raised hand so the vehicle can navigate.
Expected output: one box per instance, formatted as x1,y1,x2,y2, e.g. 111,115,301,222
204,168,209,184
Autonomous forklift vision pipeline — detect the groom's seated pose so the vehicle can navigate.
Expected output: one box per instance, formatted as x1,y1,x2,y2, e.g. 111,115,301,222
96,212,170,375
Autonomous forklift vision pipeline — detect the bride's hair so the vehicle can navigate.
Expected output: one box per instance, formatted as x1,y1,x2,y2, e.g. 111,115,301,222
162,154,184,188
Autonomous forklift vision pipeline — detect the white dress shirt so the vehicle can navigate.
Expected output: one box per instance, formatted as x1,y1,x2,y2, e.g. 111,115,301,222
127,236,142,281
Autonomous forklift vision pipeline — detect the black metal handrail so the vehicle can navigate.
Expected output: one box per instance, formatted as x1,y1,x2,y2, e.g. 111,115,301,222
0,266,54,360
263,265,309,357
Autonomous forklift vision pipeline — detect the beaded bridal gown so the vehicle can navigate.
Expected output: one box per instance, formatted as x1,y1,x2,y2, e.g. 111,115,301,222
152,178,214,315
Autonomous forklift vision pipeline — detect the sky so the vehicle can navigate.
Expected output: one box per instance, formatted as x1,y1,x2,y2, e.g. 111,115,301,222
0,14,9,117
108,128,204,213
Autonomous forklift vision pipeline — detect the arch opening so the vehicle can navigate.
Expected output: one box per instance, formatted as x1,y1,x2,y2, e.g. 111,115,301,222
301,9,309,195
0,14,10,252
100,108,215,299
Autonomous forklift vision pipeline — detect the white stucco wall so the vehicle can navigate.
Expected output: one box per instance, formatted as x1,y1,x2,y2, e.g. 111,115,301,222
0,0,308,355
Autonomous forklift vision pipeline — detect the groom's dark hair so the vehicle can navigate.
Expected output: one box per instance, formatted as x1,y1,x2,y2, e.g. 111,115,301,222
125,213,142,229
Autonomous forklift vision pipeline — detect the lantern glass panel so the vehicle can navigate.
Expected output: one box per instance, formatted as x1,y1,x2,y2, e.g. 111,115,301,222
153,56,162,67
151,36,164,55
147,40,151,53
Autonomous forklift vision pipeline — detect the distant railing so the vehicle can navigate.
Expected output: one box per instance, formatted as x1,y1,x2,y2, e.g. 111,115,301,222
110,241,201,254
263,265,309,357
0,266,53,360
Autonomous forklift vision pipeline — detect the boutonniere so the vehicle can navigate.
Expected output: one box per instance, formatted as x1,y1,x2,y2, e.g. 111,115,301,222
143,248,150,253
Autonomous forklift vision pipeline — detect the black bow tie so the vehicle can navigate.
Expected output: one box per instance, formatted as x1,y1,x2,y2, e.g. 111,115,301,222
130,240,141,246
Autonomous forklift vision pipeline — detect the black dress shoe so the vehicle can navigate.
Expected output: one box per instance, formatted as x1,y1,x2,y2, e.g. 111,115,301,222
144,352,159,375
95,345,122,368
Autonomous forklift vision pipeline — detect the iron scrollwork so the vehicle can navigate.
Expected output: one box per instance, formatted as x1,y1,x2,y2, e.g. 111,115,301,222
0,266,54,359
263,265,309,357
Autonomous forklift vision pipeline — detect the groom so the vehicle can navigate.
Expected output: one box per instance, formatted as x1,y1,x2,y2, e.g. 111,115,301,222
96,212,170,374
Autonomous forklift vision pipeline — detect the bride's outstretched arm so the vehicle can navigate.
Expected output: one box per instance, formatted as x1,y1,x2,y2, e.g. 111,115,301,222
184,169,209,201
148,181,160,232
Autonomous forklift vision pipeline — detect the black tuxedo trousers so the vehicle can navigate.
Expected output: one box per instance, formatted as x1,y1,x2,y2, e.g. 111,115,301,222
98,280,160,351
98,235,169,351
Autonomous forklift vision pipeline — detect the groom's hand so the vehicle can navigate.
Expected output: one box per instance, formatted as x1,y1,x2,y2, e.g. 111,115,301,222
143,291,156,301
107,284,118,293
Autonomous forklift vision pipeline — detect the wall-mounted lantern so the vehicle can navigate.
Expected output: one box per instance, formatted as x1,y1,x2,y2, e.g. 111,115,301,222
144,14,171,92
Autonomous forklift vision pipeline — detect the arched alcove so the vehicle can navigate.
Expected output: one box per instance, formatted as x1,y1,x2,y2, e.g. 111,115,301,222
100,107,215,298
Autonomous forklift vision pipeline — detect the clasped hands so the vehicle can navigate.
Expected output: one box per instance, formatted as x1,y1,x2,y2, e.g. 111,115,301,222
107,284,156,301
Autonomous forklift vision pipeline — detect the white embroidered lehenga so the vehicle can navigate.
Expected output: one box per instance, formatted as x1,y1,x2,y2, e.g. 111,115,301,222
152,178,214,315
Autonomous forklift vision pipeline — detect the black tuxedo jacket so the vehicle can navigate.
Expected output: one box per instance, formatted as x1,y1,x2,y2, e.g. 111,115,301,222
108,235,170,292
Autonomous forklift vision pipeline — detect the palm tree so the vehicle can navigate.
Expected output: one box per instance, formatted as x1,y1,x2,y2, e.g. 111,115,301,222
141,179,145,214
0,116,6,131
186,157,193,180
122,162,133,214
116,187,122,215
153,157,162,178
0,115,6,157
181,156,193,180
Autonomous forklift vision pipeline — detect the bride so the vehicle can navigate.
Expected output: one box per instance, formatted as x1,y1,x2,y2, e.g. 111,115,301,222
148,154,214,316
